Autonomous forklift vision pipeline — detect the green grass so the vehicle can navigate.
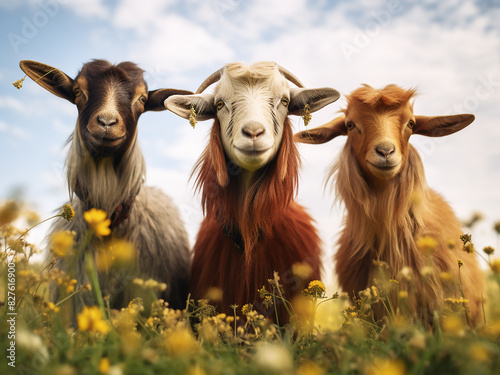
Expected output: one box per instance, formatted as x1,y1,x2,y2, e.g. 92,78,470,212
1,202,500,375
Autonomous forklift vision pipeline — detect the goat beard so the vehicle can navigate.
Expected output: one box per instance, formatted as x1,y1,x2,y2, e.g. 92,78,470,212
193,118,300,263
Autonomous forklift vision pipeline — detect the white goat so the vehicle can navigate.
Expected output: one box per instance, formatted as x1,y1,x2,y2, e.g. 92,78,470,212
165,62,340,323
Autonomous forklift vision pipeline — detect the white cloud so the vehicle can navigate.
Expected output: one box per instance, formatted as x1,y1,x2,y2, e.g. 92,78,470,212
0,95,24,112
61,0,109,19
113,0,176,36
10,125,33,141
0,119,33,140
112,11,234,75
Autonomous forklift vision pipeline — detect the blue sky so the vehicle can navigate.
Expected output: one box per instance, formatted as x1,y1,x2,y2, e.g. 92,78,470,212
1,0,499,284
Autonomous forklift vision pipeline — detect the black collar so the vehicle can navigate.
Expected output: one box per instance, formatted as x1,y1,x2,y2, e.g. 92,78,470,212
221,224,263,253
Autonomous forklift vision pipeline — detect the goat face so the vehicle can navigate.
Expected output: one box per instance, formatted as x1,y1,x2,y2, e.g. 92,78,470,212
213,66,291,171
73,60,147,157
165,62,340,172
342,96,415,180
295,84,475,183
20,60,192,158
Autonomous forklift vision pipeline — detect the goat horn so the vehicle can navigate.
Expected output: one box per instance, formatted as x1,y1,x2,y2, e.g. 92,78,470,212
196,68,224,94
278,65,305,88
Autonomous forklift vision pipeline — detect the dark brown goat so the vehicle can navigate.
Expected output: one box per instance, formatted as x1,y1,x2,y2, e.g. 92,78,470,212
20,60,192,313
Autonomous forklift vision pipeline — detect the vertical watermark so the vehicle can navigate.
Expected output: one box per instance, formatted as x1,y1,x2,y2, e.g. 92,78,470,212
6,260,16,368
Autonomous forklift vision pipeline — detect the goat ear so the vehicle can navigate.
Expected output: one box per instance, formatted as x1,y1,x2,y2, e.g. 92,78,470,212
294,115,346,144
413,114,475,137
19,60,75,103
289,87,340,115
164,93,216,121
145,89,193,112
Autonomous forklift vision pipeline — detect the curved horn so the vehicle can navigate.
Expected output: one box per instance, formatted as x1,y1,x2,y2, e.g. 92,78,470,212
278,65,305,88
195,68,224,94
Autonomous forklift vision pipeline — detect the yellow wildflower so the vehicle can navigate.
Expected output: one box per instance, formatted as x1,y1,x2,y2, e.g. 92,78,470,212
398,290,408,299
51,231,75,258
292,295,314,331
444,297,469,307
95,239,135,271
98,358,110,375
185,365,206,375
25,210,40,226
66,279,77,294
460,233,472,245
297,361,325,375
457,259,464,268
494,221,500,235
254,342,293,372
77,306,110,335
164,328,200,356
470,343,491,363
463,242,475,254
302,104,312,126
204,286,223,301
292,262,313,280
54,364,77,375
241,303,254,315
441,314,465,336
13,75,26,89
304,280,326,298
491,259,500,274
409,331,426,350
61,204,75,221
189,106,197,129
366,359,405,375
46,302,61,313
84,208,111,236
0,200,20,226
439,272,453,283
416,235,438,255
483,246,495,256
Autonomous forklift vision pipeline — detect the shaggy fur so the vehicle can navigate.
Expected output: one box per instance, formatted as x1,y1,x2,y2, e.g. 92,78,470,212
166,62,339,323
296,84,483,326
192,118,321,322
20,60,191,316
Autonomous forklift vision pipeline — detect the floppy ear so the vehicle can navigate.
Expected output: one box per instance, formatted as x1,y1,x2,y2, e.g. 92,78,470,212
413,114,475,137
145,89,193,112
288,87,340,115
19,60,75,103
164,93,216,121
294,115,347,144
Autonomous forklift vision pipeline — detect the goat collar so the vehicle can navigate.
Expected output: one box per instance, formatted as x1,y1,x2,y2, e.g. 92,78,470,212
74,180,141,231
222,223,263,253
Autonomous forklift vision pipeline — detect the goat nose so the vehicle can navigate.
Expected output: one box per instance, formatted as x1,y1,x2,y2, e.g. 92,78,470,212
242,124,265,140
97,115,118,128
375,143,395,158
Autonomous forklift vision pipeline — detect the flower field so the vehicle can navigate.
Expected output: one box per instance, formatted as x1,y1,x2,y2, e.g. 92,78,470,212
1,200,500,375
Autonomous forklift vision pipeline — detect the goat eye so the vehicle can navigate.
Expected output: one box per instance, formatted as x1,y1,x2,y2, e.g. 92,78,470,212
408,119,415,129
73,87,81,96
346,121,356,131
139,95,147,104
215,100,224,111
281,97,289,107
